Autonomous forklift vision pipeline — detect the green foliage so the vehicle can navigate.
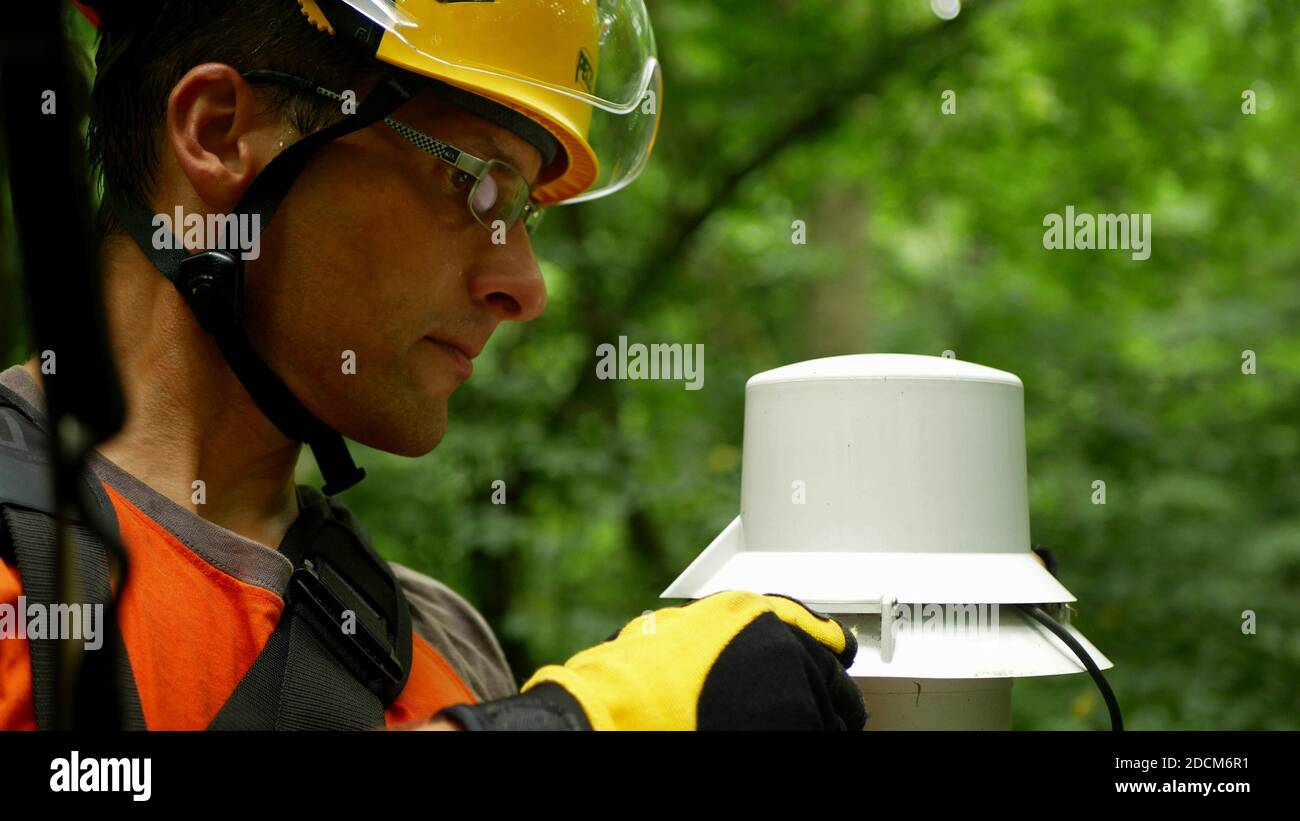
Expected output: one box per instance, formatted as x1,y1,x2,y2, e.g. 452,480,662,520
5,0,1297,728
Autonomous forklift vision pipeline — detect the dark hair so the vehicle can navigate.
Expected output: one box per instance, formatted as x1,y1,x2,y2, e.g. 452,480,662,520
86,0,379,234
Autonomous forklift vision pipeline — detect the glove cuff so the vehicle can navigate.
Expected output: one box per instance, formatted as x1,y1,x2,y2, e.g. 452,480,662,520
521,664,620,730
436,683,593,731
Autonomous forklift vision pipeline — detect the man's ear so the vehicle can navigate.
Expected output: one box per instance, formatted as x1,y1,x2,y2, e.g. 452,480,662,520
165,63,280,214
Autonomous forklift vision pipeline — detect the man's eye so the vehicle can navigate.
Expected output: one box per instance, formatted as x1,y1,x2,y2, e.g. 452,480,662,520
450,169,475,191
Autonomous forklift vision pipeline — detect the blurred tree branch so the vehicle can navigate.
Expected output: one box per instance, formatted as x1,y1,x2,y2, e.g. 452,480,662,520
633,1,995,309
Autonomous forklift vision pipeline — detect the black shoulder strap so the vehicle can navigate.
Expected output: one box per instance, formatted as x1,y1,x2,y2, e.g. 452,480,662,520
209,486,413,730
0,382,146,730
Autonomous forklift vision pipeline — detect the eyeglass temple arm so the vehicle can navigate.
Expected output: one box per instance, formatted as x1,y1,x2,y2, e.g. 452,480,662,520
242,69,489,176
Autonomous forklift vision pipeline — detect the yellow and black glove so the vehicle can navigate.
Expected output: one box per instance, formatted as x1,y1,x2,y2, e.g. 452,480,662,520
438,591,866,730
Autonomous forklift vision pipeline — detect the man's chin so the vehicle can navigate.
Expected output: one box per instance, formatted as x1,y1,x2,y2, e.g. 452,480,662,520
341,404,448,457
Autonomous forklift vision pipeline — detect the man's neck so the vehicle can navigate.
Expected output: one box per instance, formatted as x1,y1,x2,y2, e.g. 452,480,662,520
30,240,304,549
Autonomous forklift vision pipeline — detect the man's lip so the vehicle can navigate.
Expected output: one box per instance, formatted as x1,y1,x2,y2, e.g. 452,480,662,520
425,336,483,360
424,336,479,378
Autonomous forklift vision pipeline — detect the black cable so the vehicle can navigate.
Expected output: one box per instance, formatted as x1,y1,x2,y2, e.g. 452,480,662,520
2,0,131,729
1018,603,1123,731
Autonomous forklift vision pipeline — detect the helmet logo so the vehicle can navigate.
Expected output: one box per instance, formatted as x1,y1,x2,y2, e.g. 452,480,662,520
575,47,595,93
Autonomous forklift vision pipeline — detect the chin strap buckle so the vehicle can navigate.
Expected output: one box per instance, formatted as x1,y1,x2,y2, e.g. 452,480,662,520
173,250,245,332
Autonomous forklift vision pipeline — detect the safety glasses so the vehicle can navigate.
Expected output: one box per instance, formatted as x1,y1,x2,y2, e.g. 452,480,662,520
244,70,545,236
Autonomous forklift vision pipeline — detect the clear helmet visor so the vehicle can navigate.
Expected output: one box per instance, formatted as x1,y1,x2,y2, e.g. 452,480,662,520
325,0,662,204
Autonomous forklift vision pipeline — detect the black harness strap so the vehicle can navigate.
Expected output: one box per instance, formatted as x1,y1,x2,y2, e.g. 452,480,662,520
209,609,384,730
2,509,147,731
0,384,145,731
210,486,413,730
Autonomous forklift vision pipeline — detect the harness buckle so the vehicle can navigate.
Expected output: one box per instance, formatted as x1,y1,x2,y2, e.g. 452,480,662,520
287,519,408,701
290,547,405,696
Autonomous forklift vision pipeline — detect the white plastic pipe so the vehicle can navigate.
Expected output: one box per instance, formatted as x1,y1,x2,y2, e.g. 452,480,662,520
855,677,1012,730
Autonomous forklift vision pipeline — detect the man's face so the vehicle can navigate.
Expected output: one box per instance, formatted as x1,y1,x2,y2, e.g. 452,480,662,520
244,90,548,457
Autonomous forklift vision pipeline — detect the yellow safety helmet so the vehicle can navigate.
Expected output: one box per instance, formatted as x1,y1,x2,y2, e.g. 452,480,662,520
298,0,662,206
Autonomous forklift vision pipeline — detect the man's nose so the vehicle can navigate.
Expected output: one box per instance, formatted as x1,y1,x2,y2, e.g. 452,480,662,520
466,228,547,322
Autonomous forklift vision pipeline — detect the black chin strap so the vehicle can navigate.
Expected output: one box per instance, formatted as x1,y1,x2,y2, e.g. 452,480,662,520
113,74,416,496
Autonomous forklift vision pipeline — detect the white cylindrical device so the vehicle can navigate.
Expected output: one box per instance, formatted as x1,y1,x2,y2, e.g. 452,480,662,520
663,354,1113,729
